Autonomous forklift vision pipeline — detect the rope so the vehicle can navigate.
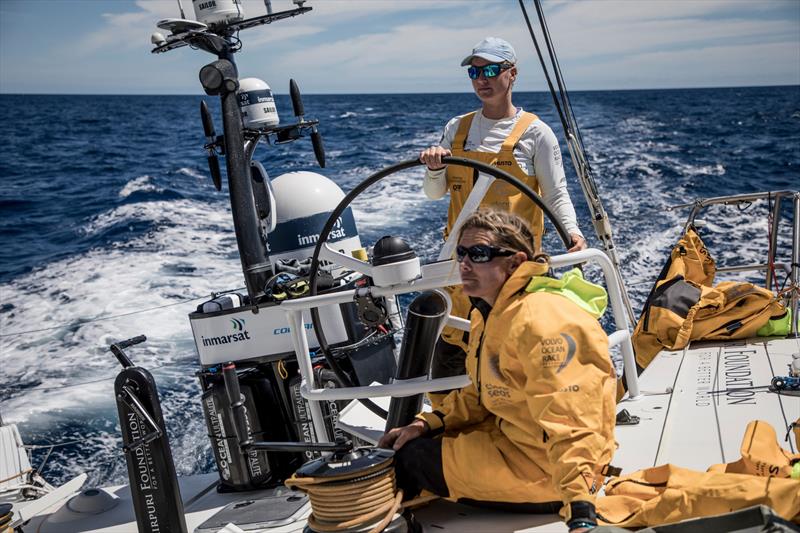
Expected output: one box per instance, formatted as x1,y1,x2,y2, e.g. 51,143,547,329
0,469,31,486
286,464,403,533
278,359,289,380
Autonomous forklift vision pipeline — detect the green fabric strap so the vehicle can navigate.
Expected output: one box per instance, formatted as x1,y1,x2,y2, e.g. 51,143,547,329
525,268,608,319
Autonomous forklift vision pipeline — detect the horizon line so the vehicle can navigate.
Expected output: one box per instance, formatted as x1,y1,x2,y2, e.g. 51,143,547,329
1,83,798,97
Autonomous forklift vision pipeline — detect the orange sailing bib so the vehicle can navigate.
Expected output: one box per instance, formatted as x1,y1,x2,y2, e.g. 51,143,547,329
439,111,544,350
444,111,544,250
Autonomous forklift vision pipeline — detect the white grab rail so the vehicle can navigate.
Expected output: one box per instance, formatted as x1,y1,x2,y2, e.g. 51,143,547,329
281,247,641,442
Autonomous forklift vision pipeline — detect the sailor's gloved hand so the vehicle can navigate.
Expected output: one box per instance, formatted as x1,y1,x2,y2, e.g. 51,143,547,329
567,233,587,253
378,419,429,451
420,146,451,170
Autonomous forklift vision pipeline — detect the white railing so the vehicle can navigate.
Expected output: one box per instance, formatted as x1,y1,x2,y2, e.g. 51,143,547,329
280,247,641,442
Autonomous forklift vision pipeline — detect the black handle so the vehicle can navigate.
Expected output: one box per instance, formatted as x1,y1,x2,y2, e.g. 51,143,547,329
110,335,147,368
311,128,325,168
289,79,304,117
247,440,351,453
222,362,254,449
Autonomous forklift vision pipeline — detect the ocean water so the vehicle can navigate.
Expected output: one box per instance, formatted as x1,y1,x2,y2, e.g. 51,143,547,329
0,86,798,487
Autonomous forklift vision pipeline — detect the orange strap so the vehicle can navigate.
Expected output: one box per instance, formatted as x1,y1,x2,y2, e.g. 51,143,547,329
500,112,538,152
452,112,476,151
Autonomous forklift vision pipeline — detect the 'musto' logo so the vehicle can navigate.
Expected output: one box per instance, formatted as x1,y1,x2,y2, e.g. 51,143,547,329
201,318,251,347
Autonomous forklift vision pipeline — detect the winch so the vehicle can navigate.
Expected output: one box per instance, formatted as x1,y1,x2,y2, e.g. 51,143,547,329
286,448,411,533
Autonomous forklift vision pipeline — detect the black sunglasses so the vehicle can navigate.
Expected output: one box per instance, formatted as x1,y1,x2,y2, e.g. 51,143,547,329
467,63,512,80
456,244,516,263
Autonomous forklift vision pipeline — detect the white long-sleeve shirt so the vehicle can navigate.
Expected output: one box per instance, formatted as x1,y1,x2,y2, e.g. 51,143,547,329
424,108,583,237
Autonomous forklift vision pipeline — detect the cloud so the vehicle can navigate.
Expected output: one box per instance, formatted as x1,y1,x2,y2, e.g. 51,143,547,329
3,0,798,94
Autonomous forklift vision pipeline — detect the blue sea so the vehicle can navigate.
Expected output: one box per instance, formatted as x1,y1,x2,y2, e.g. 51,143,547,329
0,86,798,487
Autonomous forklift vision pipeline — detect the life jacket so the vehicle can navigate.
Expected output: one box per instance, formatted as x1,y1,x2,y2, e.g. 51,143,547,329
632,227,789,369
595,420,800,527
440,111,544,351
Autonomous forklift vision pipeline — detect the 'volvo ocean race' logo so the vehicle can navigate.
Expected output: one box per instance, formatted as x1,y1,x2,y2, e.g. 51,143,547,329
201,318,252,347
541,333,576,373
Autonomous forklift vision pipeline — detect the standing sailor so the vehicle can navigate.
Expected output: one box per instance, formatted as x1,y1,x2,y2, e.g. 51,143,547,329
419,37,587,394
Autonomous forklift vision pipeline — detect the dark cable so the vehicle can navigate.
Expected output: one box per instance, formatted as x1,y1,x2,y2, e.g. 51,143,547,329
517,0,570,138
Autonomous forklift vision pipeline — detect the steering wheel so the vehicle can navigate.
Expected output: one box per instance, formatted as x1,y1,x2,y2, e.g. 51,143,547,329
306,156,572,417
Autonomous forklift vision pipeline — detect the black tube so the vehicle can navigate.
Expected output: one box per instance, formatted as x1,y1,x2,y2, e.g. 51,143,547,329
222,362,254,448
385,292,447,431
218,68,272,301
249,163,271,221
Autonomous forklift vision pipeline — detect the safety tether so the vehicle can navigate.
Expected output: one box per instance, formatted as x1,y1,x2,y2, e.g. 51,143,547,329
518,0,636,323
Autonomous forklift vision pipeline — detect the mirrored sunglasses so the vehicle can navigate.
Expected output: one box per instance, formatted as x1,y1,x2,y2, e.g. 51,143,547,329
467,63,511,80
456,244,516,263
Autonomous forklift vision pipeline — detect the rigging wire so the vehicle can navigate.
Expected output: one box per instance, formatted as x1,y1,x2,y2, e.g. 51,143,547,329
518,0,636,323
0,363,176,396
0,289,244,339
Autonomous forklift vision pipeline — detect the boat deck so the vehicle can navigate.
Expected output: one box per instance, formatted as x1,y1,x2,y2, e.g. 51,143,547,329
615,336,798,473
20,336,799,532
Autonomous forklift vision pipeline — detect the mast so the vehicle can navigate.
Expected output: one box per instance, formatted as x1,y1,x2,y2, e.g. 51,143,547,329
518,0,636,323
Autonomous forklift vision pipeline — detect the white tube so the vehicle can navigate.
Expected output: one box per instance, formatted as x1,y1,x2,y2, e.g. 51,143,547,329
551,249,641,399
287,310,331,442
301,375,472,401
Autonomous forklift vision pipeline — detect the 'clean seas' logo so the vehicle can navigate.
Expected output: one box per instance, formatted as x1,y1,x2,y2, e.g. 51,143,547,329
201,318,252,347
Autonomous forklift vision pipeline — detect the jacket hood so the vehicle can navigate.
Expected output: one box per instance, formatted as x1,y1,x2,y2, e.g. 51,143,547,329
493,260,550,309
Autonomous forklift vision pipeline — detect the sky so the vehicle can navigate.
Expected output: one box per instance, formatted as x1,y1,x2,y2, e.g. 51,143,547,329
0,0,798,94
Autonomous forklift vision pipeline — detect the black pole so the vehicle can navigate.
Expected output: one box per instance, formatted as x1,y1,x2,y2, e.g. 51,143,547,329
219,81,271,302
385,291,448,431
199,55,272,303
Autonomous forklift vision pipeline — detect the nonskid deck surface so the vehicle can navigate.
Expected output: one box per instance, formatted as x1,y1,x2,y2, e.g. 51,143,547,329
25,474,310,533
615,336,798,473
22,337,798,533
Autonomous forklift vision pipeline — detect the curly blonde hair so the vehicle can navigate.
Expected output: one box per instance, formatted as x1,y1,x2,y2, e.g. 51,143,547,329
457,208,545,261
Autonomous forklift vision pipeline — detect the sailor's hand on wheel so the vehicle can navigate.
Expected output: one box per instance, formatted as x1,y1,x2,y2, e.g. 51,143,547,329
420,146,451,170
378,419,429,450
567,233,587,253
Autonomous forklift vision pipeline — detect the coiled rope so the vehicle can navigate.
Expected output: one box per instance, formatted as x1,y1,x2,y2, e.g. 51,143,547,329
285,462,403,533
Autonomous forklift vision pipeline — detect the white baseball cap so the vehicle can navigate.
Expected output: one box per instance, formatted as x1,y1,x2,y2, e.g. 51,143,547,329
460,37,517,66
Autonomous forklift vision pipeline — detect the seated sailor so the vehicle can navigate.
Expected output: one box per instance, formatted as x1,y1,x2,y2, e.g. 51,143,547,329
378,208,616,532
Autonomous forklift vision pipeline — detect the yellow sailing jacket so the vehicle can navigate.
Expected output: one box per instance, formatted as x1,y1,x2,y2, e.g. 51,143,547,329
419,261,617,507
597,420,800,526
